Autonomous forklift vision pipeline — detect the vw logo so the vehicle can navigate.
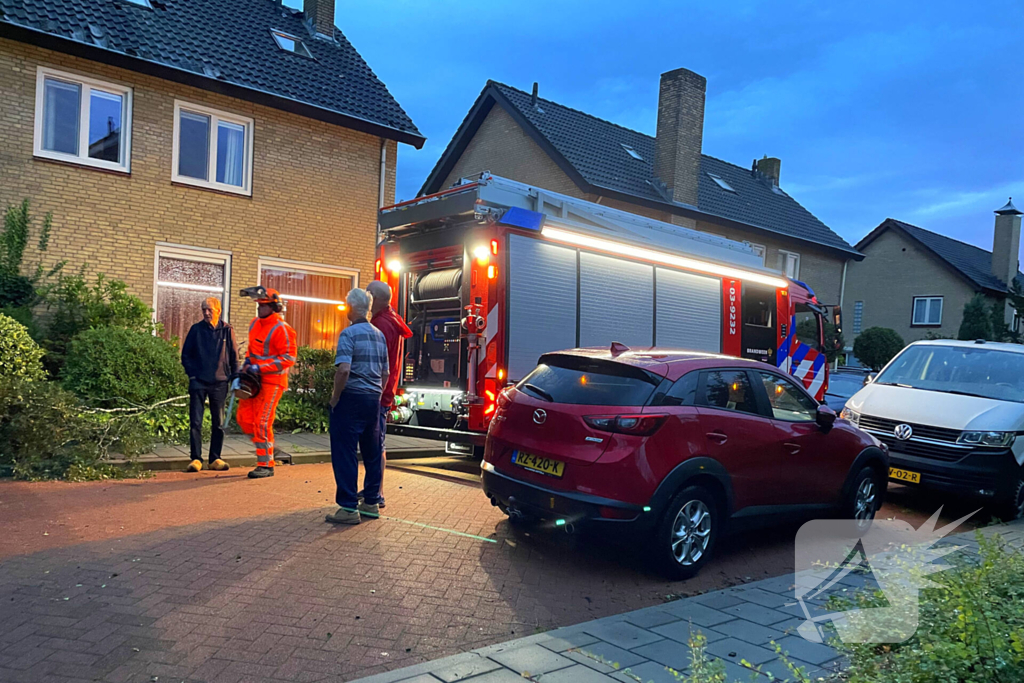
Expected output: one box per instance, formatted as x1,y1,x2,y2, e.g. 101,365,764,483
532,409,547,425
894,424,913,441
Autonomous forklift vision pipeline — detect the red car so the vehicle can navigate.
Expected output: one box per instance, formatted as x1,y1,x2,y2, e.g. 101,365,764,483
482,348,888,578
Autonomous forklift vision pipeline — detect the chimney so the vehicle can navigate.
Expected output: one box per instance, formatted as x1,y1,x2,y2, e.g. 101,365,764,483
993,198,1022,288
531,82,538,107
654,67,706,210
304,0,335,38
756,155,781,186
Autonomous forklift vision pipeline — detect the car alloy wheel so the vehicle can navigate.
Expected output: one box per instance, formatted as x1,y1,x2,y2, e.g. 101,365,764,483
671,500,712,566
854,478,877,523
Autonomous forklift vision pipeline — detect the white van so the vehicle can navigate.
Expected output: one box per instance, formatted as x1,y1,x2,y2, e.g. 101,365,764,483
842,339,1024,519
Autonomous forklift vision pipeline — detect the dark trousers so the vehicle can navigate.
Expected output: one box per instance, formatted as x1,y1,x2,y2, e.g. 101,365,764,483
189,380,228,462
329,391,383,509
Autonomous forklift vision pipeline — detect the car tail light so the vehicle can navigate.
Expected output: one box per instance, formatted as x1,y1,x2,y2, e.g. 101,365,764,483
584,414,668,436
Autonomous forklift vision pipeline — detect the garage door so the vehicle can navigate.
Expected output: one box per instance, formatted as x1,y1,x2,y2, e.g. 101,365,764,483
655,267,722,352
507,234,578,380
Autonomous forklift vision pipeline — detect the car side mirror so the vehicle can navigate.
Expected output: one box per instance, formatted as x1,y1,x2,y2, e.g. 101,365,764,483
864,373,876,386
816,405,837,431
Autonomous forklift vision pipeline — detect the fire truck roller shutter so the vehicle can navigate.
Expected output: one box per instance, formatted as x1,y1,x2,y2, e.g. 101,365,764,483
414,268,463,301
508,235,577,381
579,252,653,348
655,267,722,352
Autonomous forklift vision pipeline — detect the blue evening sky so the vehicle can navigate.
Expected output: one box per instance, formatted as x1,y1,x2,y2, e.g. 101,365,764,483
306,0,1023,255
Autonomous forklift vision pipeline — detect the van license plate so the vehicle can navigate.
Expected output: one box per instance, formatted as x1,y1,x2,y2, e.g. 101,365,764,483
512,451,565,478
889,467,921,484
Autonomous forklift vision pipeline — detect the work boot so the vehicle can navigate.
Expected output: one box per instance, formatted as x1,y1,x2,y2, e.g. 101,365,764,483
247,466,274,479
358,491,385,509
186,459,203,472
325,508,361,525
357,502,380,519
209,459,230,471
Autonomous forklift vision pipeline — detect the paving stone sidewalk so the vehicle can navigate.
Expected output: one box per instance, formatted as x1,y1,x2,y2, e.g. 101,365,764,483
348,519,1024,683
113,432,444,470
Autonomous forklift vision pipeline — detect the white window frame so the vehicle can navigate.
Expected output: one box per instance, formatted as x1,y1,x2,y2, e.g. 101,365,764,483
171,100,254,196
746,242,766,266
912,296,943,326
153,244,233,326
258,257,359,308
780,250,800,279
33,67,133,173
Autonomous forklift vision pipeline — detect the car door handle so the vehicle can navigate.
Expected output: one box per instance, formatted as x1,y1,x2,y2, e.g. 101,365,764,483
784,442,801,455
706,431,728,444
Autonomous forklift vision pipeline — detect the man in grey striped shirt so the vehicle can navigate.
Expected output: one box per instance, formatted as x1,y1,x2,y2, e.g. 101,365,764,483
326,288,389,525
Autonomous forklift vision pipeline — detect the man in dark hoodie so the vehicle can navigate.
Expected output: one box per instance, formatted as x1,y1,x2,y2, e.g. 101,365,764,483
181,297,238,472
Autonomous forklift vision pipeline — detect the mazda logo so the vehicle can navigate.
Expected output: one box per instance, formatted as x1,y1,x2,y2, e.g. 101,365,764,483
894,424,913,441
532,409,547,425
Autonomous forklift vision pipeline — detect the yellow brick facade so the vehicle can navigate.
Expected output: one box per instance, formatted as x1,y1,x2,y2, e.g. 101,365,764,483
0,37,397,342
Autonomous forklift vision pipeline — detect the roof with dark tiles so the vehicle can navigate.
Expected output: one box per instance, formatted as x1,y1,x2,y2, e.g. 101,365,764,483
423,81,858,257
860,218,1022,294
0,0,423,146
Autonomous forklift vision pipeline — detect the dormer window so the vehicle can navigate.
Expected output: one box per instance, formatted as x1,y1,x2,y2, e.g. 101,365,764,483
272,31,312,58
621,143,643,161
707,172,736,193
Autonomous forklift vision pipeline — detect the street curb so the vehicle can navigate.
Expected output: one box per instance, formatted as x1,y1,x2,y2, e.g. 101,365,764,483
110,447,449,471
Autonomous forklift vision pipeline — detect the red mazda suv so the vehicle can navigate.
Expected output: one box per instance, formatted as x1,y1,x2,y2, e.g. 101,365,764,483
482,349,888,578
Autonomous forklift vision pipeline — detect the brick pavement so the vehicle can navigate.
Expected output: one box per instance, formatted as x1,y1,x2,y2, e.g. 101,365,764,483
0,464,809,683
347,520,1024,683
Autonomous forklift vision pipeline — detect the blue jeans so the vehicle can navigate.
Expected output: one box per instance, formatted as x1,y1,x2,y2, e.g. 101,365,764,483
329,391,383,509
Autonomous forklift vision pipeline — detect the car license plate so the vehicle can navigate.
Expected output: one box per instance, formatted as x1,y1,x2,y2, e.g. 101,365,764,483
889,467,921,484
511,451,565,478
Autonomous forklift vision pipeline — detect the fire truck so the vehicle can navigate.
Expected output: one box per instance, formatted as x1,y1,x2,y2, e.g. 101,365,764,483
376,173,839,455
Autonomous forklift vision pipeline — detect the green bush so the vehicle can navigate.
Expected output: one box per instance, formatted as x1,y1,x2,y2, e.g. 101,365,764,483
854,327,905,371
0,200,60,309
837,532,1024,683
0,379,133,481
0,313,45,381
276,347,335,433
42,271,155,373
61,326,187,408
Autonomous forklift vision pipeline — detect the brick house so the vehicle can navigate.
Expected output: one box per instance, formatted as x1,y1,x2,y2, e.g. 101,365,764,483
0,0,423,349
844,200,1023,344
420,68,862,306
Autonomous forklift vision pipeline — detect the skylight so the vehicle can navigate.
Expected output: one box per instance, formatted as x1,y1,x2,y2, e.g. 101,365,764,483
621,143,643,161
707,173,736,193
272,31,313,58
122,0,152,7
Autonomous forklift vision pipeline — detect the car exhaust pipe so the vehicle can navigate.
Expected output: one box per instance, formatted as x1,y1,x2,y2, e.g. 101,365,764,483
563,522,576,535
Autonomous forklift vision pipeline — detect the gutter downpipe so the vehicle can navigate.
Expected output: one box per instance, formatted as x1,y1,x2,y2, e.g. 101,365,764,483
837,259,849,369
376,139,387,247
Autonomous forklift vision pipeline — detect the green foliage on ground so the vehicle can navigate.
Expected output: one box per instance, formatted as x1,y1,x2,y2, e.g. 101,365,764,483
837,532,1024,683
959,294,995,341
0,313,46,382
854,327,906,371
0,379,143,481
276,347,335,433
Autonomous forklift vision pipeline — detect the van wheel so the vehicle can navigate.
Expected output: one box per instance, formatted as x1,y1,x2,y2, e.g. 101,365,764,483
652,485,719,580
996,479,1024,521
842,467,880,531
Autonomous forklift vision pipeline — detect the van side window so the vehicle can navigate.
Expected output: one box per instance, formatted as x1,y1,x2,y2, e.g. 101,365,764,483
660,372,699,406
700,370,759,416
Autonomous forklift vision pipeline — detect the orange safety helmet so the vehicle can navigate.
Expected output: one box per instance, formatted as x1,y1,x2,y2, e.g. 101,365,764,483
239,286,285,312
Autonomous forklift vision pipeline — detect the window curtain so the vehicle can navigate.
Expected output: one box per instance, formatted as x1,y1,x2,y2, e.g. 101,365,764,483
156,257,226,348
43,79,80,155
217,122,245,187
260,267,351,350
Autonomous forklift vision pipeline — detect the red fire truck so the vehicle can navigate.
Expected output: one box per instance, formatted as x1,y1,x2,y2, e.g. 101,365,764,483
376,173,839,455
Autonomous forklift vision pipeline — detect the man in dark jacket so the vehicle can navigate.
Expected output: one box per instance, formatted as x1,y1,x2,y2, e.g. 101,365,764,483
181,297,238,472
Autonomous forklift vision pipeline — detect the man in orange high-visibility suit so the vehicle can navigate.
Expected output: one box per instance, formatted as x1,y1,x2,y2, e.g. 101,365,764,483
236,288,297,479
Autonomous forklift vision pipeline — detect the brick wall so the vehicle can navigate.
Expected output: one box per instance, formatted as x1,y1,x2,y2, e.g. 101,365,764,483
845,228,977,343
440,106,584,197
0,38,396,343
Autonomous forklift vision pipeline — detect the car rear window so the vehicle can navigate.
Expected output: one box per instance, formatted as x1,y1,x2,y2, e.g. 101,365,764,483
518,355,661,406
